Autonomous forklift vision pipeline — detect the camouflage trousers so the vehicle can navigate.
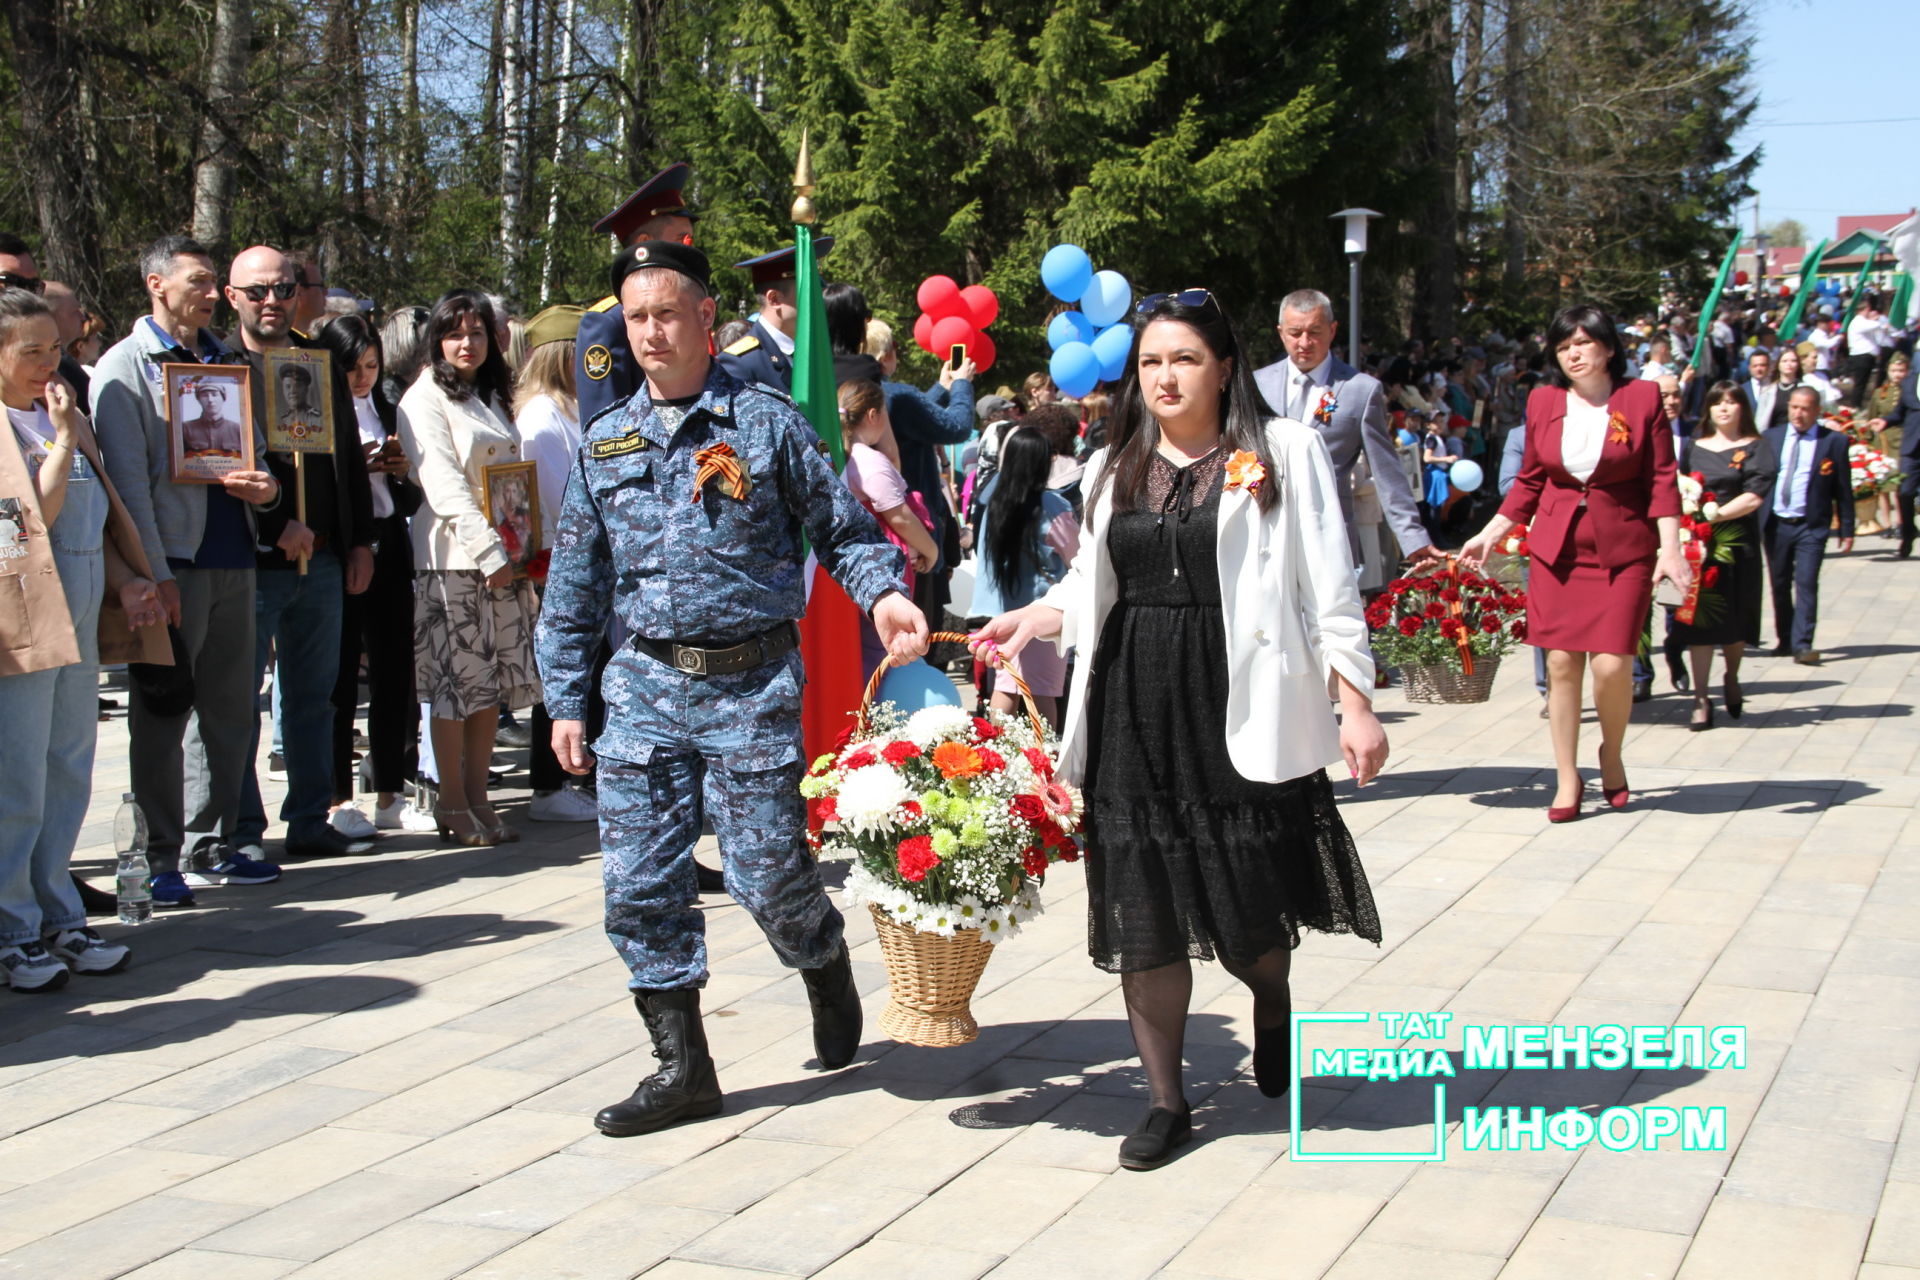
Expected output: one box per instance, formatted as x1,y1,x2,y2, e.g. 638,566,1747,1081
595,646,842,988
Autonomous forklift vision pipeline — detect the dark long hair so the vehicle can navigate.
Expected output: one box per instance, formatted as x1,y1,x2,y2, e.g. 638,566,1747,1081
822,282,871,357
315,313,393,425
426,289,512,405
1698,379,1752,438
1543,304,1629,389
983,426,1055,590
1089,293,1278,516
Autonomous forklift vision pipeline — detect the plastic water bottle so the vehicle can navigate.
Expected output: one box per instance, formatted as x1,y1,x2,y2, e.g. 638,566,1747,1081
114,793,152,926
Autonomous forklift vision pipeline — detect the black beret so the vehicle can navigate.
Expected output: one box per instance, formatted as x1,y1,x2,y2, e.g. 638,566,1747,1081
610,240,711,298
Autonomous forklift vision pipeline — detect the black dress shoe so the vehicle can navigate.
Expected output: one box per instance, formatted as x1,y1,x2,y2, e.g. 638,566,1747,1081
799,942,863,1069
1900,536,1913,560
283,827,377,858
1119,1103,1193,1171
1670,665,1690,693
1632,679,1652,704
695,861,726,894
1768,644,1792,657
1253,1000,1293,1098
595,989,724,1137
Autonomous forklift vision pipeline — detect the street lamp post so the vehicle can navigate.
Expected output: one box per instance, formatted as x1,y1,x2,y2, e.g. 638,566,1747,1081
1753,229,1771,300
1331,208,1381,368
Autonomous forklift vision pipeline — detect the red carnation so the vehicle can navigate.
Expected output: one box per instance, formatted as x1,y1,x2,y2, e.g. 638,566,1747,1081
1020,847,1048,877
814,796,839,823
896,835,940,882
842,746,878,771
1481,615,1501,633
1424,601,1447,619
1440,617,1465,639
901,801,922,819
881,740,921,766
1055,845,1081,863
1023,747,1054,779
1702,565,1720,588
972,716,1001,741
1398,616,1422,636
1440,587,1462,603
1010,794,1048,825
1509,620,1527,639
977,747,1006,772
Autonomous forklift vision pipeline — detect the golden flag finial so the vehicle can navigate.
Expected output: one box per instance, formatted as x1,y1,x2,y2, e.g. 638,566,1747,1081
791,130,817,226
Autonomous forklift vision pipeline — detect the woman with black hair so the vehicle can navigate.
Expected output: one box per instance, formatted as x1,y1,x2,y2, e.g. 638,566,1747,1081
970,291,1386,1170
972,425,1078,724
396,290,539,847
314,314,430,835
1461,304,1687,821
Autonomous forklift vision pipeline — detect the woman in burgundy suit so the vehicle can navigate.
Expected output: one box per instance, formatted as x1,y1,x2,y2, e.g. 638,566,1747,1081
1461,306,1688,821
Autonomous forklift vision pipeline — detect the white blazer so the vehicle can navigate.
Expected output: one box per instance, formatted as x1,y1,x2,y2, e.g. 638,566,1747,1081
1038,418,1374,787
397,372,524,575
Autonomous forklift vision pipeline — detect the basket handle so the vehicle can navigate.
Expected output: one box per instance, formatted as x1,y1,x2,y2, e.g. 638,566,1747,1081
854,631,1047,743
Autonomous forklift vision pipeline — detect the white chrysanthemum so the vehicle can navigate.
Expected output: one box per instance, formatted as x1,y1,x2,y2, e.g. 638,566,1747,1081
904,705,973,747
921,905,959,937
952,895,984,925
980,905,1018,942
836,765,912,835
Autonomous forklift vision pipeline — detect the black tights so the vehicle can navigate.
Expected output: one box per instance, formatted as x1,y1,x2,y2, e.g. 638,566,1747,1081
1119,946,1293,1110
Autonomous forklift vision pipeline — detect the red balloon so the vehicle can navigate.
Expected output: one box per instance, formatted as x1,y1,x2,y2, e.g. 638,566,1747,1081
970,330,996,373
929,315,976,360
913,312,936,355
1734,270,1749,286
959,284,999,330
917,275,962,318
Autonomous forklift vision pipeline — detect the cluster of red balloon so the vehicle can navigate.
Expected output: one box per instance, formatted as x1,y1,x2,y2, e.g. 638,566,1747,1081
910,276,999,373
1040,244,1133,398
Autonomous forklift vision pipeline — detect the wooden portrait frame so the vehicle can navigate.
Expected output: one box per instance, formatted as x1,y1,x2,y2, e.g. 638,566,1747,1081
164,363,255,484
264,347,335,455
482,460,541,579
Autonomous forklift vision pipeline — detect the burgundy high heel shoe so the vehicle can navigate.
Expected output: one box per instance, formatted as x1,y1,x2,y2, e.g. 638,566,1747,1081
1548,783,1585,824
1602,780,1630,810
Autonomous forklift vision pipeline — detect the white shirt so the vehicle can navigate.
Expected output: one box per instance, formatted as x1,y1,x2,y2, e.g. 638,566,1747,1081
1560,393,1609,485
1285,356,1332,420
515,392,580,545
764,322,796,359
1806,326,1843,372
6,403,55,474
1849,314,1892,358
1638,360,1671,381
353,395,394,519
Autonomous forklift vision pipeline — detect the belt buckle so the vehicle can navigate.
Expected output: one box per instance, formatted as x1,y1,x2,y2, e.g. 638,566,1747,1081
672,645,708,676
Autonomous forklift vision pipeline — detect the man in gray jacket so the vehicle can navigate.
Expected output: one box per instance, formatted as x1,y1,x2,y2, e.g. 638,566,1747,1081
92,236,283,908
1254,289,1432,564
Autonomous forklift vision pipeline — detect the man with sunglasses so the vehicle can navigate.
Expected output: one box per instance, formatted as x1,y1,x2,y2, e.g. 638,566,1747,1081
1253,289,1433,565
93,235,285,908
222,246,377,865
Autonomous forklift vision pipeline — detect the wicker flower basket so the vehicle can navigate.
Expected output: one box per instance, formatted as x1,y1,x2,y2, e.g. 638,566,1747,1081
1853,496,1884,536
1400,655,1502,704
869,903,996,1046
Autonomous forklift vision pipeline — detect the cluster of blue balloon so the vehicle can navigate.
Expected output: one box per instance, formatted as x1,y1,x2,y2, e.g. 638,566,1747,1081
1041,244,1133,399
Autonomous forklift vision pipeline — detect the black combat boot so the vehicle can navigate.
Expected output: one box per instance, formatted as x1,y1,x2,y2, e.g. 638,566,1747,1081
799,942,863,1070
594,988,724,1137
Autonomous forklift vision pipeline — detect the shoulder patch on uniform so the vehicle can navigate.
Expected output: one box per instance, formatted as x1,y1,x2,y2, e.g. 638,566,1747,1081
583,344,613,380
588,432,648,459
723,335,761,356
588,296,620,313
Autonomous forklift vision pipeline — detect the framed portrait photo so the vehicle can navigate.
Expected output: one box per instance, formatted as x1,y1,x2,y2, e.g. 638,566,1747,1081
264,348,334,455
165,363,255,484
483,460,541,579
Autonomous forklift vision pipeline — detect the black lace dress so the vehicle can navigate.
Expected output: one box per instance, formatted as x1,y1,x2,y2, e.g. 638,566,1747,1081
1082,448,1382,974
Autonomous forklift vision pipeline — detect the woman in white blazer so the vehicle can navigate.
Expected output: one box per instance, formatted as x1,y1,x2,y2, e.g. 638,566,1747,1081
971,291,1388,1170
398,291,541,848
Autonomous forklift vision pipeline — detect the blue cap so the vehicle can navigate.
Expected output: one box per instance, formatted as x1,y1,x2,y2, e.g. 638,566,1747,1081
734,238,835,287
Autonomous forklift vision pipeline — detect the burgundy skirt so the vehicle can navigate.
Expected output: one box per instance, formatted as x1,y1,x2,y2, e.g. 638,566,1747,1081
1526,505,1652,655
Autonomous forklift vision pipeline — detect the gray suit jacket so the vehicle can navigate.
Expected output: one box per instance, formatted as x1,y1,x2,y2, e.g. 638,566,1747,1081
1253,355,1426,556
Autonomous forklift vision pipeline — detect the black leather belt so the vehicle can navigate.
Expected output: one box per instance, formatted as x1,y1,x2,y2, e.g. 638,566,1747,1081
632,622,799,677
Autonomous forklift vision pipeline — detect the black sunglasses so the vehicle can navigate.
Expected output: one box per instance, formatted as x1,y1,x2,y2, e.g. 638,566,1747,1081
1135,287,1218,316
235,282,298,302
0,273,46,296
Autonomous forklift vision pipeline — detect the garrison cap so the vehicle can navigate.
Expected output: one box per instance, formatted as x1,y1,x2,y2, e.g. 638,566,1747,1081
593,163,696,244
525,304,584,348
735,238,836,288
610,241,712,297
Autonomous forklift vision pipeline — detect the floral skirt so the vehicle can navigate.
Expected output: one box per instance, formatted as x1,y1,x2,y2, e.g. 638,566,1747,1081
414,570,541,721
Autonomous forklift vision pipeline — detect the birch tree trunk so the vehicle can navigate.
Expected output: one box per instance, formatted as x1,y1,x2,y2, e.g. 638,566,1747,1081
500,0,525,300
539,0,580,305
191,0,253,256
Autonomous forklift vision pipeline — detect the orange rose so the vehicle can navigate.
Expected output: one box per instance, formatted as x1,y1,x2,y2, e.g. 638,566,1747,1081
931,741,984,780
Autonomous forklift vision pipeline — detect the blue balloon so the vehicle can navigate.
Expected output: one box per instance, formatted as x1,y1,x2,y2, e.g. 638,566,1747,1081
1080,269,1133,328
876,659,963,713
1046,310,1095,352
1449,459,1484,492
1091,322,1133,382
1041,245,1094,303
1049,342,1101,399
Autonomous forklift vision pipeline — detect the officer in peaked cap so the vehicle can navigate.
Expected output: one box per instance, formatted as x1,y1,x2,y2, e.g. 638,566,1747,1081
537,236,928,1137
714,239,836,393
577,163,697,424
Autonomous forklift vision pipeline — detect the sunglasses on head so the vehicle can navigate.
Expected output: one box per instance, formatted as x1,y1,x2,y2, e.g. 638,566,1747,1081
0,273,46,296
235,282,298,302
1135,288,1218,316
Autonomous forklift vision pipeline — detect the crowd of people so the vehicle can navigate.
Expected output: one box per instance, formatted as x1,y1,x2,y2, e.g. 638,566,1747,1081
0,176,1910,1169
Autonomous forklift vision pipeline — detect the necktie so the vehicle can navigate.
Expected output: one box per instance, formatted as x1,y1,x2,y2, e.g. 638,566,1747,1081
1778,430,1803,516
1292,372,1310,420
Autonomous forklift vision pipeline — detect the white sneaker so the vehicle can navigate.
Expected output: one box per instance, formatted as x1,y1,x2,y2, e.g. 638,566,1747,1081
529,786,599,823
45,927,131,975
373,798,440,832
1,941,70,992
328,806,378,839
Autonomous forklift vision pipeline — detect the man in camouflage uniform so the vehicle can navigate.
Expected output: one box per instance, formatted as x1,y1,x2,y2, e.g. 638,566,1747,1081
537,241,928,1136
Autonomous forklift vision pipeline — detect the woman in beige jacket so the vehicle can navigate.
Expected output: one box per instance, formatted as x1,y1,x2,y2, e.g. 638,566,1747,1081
398,291,540,847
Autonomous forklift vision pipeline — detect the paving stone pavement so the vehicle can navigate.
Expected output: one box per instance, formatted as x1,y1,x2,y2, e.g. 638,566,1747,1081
1,546,1916,1279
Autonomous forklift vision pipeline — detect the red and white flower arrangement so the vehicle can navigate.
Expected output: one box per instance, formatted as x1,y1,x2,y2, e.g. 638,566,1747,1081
1365,562,1528,670
1848,442,1899,499
802,703,1082,942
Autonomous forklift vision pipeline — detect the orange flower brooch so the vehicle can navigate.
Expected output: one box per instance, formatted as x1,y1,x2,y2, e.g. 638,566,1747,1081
1607,411,1630,446
1225,449,1266,494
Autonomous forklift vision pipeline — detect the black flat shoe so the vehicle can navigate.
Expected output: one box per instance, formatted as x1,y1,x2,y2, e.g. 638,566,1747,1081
1253,1001,1293,1098
1118,1103,1192,1171
1724,676,1743,720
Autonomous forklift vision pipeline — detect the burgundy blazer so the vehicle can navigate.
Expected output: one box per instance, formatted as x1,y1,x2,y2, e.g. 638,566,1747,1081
1498,379,1680,569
